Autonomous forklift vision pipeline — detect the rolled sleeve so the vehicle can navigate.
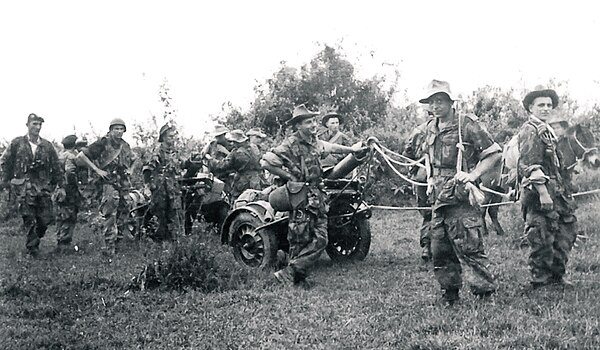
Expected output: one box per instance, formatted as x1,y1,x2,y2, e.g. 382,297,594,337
261,151,284,168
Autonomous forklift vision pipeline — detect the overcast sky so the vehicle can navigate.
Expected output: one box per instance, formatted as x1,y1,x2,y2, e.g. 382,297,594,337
1,0,599,144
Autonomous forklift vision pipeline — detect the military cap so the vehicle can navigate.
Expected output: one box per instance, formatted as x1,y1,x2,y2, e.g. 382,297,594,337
419,80,457,104
61,134,77,148
158,123,176,142
287,104,319,125
27,113,45,124
522,85,559,113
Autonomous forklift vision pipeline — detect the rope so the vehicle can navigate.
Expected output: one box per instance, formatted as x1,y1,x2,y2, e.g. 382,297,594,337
378,144,427,168
373,144,428,187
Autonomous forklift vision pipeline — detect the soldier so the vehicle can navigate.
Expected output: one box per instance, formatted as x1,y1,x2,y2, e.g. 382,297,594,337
0,113,64,257
318,112,352,167
142,123,184,242
261,104,364,288
246,128,271,188
210,129,262,200
76,118,135,256
403,119,432,261
518,86,576,289
419,80,501,305
202,124,234,195
55,135,83,253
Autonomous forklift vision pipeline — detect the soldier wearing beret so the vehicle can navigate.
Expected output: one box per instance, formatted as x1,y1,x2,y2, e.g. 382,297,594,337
142,123,184,242
0,113,64,257
55,134,83,252
261,104,364,288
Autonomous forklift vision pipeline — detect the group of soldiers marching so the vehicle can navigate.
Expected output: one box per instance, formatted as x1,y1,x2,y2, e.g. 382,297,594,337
0,79,584,305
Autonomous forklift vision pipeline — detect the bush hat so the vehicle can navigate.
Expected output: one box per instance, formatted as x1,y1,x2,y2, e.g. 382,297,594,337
419,80,457,104
246,128,267,138
522,85,559,113
287,104,319,125
321,112,344,127
547,112,569,126
226,129,249,143
212,124,229,137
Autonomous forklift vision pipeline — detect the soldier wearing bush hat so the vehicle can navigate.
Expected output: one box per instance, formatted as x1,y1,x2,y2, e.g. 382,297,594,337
518,85,577,290
261,104,364,289
318,111,351,167
246,128,267,139
210,129,261,199
418,79,501,305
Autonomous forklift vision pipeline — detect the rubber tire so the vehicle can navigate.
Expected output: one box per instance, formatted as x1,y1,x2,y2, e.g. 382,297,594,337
326,218,371,263
230,212,279,269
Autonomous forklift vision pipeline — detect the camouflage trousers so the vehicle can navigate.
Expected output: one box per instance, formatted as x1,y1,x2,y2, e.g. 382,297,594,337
286,208,328,281
99,184,129,250
416,185,431,248
525,209,577,284
56,203,79,245
19,194,54,252
149,186,183,242
431,204,497,294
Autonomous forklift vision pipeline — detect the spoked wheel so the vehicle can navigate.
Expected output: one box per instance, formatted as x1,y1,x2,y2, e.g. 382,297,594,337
230,212,278,269
326,201,371,262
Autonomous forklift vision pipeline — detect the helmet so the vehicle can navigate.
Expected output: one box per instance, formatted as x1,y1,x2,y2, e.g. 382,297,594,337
109,118,127,131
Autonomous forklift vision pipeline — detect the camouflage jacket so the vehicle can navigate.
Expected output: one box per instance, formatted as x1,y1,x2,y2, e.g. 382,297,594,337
1,135,63,194
518,118,574,211
212,143,261,177
59,148,82,204
143,144,183,194
403,121,429,179
262,131,334,184
422,113,501,208
83,135,135,189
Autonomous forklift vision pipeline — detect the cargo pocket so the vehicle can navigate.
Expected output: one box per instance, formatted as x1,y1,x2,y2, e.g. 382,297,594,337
460,217,484,254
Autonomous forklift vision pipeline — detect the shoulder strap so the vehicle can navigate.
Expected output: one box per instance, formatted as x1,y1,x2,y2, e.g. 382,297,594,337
99,142,123,169
328,131,343,144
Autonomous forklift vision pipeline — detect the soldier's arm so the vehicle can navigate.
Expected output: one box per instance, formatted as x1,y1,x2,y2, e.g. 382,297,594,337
260,151,298,182
456,120,502,183
49,146,64,188
76,140,110,179
518,125,553,209
319,140,362,155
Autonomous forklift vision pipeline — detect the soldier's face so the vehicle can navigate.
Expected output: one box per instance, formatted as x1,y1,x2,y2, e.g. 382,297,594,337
427,93,453,119
325,117,340,132
297,117,318,136
529,97,553,121
27,121,42,137
550,122,567,138
163,130,177,147
110,125,126,140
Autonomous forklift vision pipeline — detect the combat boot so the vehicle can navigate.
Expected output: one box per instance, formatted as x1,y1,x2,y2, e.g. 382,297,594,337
441,288,460,306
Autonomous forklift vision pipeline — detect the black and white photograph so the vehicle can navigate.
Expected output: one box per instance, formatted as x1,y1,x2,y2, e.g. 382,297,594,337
1,1,600,349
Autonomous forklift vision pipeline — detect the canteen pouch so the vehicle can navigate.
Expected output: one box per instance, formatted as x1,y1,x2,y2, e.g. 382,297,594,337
268,181,308,212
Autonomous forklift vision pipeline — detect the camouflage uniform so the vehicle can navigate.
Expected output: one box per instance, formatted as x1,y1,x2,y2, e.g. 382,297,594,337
262,131,332,282
518,119,577,285
0,135,63,253
56,149,82,246
211,142,262,200
143,143,184,241
403,122,431,258
82,135,135,251
423,114,501,296
204,140,232,189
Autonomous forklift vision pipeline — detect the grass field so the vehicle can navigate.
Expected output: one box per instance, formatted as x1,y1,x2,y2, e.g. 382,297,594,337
1,198,600,349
